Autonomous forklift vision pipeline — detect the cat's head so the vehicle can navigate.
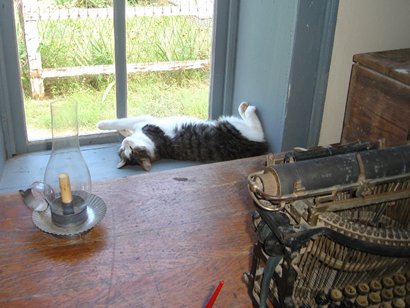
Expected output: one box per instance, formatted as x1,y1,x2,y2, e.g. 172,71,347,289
117,145,153,171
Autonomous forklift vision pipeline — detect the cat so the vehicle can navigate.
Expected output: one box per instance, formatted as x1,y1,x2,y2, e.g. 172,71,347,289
97,102,268,171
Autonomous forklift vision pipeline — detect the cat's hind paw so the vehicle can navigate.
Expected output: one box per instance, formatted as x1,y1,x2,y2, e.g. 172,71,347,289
239,102,249,116
239,102,257,120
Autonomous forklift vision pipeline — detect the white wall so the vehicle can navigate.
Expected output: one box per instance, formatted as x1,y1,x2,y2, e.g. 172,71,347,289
319,0,410,145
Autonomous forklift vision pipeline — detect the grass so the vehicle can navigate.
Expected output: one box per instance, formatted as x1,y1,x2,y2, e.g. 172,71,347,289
24,70,210,140
18,3,212,140
37,16,210,67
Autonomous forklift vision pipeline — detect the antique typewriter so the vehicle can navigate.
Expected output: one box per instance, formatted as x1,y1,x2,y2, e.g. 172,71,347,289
245,142,410,308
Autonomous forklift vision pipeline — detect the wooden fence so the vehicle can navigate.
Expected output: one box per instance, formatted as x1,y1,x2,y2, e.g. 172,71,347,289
17,0,212,99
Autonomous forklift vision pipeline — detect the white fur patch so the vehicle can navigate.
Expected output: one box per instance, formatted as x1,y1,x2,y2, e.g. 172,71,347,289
98,102,266,161
151,116,204,138
121,132,156,159
222,116,265,142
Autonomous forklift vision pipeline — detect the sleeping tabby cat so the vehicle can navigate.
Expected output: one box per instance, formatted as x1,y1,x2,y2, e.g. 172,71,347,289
97,102,268,171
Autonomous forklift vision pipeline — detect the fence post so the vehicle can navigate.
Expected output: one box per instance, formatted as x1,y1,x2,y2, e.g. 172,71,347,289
19,0,44,99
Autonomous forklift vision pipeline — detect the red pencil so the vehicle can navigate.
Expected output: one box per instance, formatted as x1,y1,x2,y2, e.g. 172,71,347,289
206,280,224,308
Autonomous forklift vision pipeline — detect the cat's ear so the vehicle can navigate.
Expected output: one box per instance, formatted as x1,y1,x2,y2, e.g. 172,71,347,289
140,158,152,171
117,158,127,169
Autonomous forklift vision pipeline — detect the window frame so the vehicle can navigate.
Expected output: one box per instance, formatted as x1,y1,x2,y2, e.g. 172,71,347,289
0,0,232,157
0,0,27,157
1,0,339,158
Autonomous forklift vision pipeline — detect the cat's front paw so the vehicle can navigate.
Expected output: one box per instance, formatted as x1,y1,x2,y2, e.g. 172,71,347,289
97,120,111,130
244,105,256,117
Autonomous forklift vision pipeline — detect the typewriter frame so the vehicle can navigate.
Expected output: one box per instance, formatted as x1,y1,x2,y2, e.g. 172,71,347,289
245,143,410,307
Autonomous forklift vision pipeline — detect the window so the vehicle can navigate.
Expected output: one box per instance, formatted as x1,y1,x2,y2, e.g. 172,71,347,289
1,0,235,156
1,0,339,158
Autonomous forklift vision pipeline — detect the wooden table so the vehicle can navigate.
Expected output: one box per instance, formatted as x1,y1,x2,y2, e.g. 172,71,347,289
0,156,266,307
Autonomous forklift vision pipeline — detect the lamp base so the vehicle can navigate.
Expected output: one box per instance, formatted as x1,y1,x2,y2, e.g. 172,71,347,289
32,193,107,236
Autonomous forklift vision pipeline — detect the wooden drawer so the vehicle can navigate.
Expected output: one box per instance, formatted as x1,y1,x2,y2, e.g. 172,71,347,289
341,49,410,146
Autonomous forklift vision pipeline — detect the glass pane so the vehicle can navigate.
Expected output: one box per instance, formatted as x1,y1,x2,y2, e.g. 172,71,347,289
15,0,214,142
16,0,116,141
125,1,213,119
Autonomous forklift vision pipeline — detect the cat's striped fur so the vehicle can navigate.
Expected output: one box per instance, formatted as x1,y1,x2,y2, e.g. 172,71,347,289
97,102,268,171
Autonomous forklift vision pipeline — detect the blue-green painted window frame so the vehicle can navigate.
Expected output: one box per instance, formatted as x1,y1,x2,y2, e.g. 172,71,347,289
0,0,339,158
0,0,236,157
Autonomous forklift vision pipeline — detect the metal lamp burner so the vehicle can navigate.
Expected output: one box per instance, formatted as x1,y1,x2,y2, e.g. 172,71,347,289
21,188,107,237
50,194,88,227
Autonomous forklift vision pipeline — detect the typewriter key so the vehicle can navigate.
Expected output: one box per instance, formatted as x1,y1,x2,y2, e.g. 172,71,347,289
392,298,405,308
369,279,382,291
357,282,370,295
368,291,381,304
381,288,394,301
343,285,357,299
355,295,368,307
330,288,343,302
393,273,406,285
382,276,395,289
393,285,406,297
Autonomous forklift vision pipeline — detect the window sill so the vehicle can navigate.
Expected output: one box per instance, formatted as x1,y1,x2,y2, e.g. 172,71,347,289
0,143,201,194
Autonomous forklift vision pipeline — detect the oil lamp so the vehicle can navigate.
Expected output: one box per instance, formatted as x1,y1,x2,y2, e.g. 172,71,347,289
21,101,106,236
44,100,92,228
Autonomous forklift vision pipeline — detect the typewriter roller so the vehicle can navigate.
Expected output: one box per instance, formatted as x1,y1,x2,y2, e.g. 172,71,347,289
245,143,410,307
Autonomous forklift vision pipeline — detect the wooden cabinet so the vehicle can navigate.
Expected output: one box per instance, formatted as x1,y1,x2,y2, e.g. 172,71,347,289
341,49,410,146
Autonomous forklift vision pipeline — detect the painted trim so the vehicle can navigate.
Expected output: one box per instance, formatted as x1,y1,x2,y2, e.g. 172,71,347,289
209,0,239,119
113,0,128,119
231,0,299,152
0,0,28,157
282,0,339,150
0,27,9,174
307,0,339,146
0,20,15,159
222,0,239,116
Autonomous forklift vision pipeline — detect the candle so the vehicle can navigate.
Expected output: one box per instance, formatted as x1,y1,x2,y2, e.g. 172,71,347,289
58,173,73,204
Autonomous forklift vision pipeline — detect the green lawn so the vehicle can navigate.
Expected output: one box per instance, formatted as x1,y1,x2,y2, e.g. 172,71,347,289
19,10,212,140
24,71,210,140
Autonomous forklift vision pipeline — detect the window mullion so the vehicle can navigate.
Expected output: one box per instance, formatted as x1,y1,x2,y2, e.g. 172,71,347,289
0,0,28,157
209,0,239,119
113,0,127,119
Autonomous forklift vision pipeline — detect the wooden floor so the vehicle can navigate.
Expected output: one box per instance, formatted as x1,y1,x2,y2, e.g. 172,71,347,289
0,155,266,307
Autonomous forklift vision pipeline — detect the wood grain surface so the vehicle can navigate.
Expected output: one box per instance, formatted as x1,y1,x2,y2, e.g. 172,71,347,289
0,156,266,307
341,49,410,146
352,48,410,85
